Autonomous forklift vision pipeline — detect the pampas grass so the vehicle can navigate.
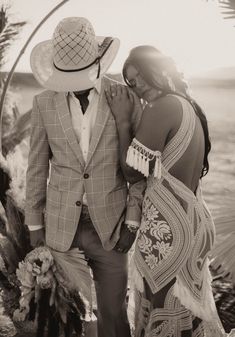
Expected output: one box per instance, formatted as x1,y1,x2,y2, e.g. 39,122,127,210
4,141,28,210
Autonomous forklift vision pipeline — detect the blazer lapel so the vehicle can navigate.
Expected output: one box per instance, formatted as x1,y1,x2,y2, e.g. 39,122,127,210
54,92,85,168
85,88,109,168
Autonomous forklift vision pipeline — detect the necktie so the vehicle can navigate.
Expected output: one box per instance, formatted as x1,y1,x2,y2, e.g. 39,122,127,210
74,90,91,114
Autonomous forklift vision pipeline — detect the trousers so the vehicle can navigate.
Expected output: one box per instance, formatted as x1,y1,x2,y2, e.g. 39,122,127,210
71,205,131,337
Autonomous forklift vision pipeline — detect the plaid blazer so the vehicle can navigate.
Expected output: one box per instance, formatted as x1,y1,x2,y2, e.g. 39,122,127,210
25,76,145,252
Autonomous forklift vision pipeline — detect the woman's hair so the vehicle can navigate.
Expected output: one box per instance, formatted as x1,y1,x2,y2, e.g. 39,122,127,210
123,45,211,178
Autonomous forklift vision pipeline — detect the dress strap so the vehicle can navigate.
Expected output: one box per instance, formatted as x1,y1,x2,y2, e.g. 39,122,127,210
126,138,162,178
162,95,196,170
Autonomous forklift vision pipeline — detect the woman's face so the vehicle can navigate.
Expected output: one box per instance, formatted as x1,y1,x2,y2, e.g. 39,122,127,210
124,64,162,102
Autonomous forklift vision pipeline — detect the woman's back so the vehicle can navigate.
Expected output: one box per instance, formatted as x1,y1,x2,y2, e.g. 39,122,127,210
168,105,205,194
136,94,205,194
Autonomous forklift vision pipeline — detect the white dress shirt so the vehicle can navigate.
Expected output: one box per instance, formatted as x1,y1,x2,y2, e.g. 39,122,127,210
68,81,101,204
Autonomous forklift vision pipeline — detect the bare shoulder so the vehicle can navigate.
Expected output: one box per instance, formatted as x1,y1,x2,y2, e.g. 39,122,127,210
143,95,183,125
136,95,183,152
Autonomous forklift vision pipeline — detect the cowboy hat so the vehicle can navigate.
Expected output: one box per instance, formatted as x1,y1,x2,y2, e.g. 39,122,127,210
30,17,120,92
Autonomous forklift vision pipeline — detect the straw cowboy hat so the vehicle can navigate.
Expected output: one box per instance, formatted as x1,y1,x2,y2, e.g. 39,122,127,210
30,17,120,92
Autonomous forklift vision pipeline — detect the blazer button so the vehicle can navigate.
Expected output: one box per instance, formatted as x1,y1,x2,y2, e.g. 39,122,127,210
75,201,81,206
84,173,89,179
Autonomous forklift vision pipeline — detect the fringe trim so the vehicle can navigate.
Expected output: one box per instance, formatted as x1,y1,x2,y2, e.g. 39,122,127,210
129,259,144,293
173,265,220,323
203,321,228,337
127,288,136,335
153,154,162,179
126,138,162,179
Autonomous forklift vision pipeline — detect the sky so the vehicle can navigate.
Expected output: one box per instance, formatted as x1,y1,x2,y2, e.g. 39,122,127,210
3,0,235,77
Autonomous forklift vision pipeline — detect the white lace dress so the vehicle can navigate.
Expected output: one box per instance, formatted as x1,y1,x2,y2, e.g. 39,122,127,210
127,95,227,337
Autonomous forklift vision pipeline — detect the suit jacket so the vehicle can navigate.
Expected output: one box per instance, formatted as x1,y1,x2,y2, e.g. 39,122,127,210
25,76,145,252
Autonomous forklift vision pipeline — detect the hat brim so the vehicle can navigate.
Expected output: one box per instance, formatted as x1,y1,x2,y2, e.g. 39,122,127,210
30,36,120,92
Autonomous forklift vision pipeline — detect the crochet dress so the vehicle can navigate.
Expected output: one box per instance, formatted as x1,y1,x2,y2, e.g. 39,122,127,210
126,95,226,337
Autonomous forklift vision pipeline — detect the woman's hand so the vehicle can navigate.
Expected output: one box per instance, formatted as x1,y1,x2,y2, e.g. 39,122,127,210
105,84,134,126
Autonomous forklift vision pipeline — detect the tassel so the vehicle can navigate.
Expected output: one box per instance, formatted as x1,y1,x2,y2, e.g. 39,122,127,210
145,158,149,177
126,148,130,165
153,154,162,179
127,146,147,176
126,140,162,179
133,149,137,170
136,151,140,171
126,146,134,167
141,154,145,175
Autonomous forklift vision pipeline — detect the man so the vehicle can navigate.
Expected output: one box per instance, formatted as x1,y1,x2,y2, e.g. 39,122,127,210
25,17,144,337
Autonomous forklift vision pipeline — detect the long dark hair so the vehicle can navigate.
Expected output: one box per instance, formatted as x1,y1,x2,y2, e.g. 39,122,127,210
123,45,211,178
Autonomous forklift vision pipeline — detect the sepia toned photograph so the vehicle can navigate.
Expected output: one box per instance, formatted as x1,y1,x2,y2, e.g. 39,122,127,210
0,1,235,336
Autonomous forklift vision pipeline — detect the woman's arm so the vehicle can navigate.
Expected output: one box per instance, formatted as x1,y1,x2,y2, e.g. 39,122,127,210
116,122,144,184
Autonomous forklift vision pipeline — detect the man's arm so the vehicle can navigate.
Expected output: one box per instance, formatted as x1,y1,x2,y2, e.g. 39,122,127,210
25,96,50,232
125,89,146,228
114,90,146,253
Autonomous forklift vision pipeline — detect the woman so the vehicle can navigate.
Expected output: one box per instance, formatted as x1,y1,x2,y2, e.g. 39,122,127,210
105,46,226,337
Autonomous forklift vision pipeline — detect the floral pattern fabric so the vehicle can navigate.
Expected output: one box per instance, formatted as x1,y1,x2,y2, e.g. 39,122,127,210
138,198,173,270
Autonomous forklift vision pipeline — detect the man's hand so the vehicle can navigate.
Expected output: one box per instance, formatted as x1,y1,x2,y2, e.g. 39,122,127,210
114,223,138,254
29,228,45,248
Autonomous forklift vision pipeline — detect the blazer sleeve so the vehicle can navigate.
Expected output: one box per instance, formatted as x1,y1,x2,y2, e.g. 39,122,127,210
125,90,146,225
24,96,50,228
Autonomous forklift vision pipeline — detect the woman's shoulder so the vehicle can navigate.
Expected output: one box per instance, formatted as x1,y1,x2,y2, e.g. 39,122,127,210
136,95,183,151
143,94,183,125
147,94,181,111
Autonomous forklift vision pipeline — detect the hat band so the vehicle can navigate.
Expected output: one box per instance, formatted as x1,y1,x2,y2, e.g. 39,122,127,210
53,56,100,73
53,38,114,76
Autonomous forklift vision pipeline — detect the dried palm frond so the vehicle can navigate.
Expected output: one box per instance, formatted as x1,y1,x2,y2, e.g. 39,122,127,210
211,208,235,284
0,6,26,68
0,89,20,143
2,109,31,156
219,0,235,19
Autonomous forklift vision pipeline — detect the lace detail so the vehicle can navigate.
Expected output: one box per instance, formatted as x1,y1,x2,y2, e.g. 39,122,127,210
126,138,162,178
138,198,173,270
128,95,226,337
